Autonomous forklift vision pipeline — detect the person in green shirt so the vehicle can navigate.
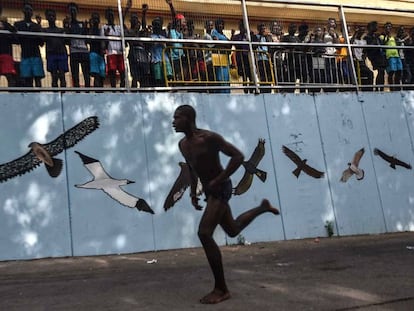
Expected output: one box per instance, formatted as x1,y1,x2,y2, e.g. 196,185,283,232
379,22,402,91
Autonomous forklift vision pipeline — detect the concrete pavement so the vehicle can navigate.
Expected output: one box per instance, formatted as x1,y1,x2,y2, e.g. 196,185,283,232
0,232,413,310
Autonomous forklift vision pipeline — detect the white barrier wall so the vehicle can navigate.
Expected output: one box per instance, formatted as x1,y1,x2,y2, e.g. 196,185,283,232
0,92,413,261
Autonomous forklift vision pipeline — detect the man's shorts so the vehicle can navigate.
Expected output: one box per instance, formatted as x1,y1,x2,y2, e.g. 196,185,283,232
47,54,69,73
106,54,125,72
387,57,403,73
90,52,106,78
204,179,232,203
0,54,16,75
20,57,45,78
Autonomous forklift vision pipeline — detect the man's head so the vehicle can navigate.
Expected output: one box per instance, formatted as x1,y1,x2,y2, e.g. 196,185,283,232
327,18,336,29
173,105,196,132
367,21,378,33
384,22,392,35
45,9,56,24
215,18,225,33
174,13,186,31
90,12,100,26
257,22,267,35
68,2,78,18
23,3,33,19
105,8,115,24
152,17,163,33
270,21,282,35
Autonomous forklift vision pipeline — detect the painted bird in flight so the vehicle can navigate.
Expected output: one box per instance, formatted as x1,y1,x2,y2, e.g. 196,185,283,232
340,147,365,182
164,162,202,211
233,138,267,195
0,116,99,183
75,151,154,214
373,148,412,170
282,145,325,179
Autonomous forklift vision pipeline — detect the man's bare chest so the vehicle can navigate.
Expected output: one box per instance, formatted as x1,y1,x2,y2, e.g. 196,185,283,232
182,139,211,163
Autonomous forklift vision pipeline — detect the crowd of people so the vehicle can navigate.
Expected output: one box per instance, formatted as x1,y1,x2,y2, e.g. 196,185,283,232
1,1,414,92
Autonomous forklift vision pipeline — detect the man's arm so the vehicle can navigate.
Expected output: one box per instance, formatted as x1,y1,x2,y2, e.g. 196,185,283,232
165,0,177,21
210,133,244,187
179,140,203,210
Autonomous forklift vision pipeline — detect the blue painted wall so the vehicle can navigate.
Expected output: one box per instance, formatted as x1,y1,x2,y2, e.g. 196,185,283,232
0,91,413,261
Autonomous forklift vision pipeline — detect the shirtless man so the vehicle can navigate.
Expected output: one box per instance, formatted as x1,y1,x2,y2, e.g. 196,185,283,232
172,105,280,304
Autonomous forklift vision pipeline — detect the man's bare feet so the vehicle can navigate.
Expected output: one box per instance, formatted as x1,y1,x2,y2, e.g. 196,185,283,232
261,199,280,215
200,289,231,304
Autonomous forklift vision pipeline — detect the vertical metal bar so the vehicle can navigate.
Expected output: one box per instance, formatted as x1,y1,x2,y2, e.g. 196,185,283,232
117,0,131,91
241,0,260,93
338,5,359,93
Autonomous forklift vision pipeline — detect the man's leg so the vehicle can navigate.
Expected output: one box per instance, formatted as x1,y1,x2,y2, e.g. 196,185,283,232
220,199,279,238
198,197,231,304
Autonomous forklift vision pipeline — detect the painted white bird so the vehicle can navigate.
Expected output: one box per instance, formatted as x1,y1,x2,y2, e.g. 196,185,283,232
75,151,154,214
340,148,365,182
0,116,99,183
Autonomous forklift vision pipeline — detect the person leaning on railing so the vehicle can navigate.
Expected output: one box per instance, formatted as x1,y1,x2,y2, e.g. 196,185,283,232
124,2,151,88
150,16,172,86
211,18,232,93
88,12,106,88
0,3,17,87
350,25,373,90
14,2,45,88
252,22,273,93
165,0,188,84
202,19,216,87
43,8,68,88
364,21,386,91
396,25,412,88
65,2,91,88
404,27,414,90
379,22,402,91
230,20,254,93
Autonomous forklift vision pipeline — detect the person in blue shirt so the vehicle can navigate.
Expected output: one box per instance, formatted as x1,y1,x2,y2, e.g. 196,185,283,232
149,16,172,86
14,2,45,87
211,18,231,93
165,0,187,83
253,22,273,93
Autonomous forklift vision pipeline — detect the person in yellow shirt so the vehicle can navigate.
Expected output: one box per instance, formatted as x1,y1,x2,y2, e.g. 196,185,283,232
379,22,402,91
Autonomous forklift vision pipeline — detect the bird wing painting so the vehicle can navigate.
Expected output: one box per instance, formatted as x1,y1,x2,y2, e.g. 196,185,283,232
340,148,365,182
373,148,412,170
75,151,154,214
0,116,99,183
233,138,267,195
282,145,324,179
164,162,202,211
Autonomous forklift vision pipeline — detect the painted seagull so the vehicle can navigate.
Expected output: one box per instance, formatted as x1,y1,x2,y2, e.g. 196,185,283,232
164,162,202,211
0,116,99,183
282,145,325,179
340,147,365,182
233,138,267,195
75,151,154,214
373,148,412,170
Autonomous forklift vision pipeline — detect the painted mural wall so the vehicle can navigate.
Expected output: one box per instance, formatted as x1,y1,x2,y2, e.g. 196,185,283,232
1,91,413,261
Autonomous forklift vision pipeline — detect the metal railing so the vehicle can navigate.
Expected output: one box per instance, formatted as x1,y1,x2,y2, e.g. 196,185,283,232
1,1,414,93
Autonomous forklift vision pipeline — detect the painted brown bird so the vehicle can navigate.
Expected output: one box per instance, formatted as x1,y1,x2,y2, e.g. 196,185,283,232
164,162,202,211
233,138,267,195
282,145,325,179
75,151,154,214
340,148,365,182
373,148,412,170
0,116,99,183
28,142,63,178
